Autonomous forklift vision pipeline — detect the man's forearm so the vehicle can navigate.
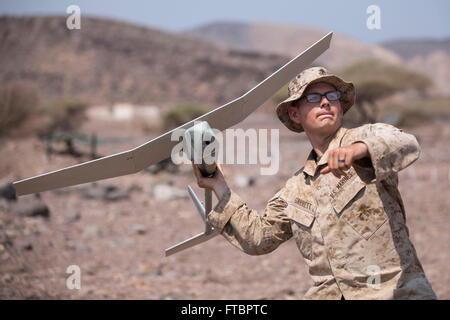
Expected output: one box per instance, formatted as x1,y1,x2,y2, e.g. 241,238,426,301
207,189,293,256
357,123,420,181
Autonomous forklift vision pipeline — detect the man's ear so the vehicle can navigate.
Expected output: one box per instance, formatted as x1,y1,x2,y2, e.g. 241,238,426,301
288,104,302,125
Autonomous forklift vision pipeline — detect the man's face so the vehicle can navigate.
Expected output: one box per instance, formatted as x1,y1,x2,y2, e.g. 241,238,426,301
288,82,343,135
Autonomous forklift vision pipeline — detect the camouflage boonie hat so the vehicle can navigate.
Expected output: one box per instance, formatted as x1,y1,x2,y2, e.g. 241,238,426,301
276,67,355,133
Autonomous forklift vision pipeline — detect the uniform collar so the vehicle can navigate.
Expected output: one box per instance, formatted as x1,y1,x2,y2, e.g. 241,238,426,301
303,126,348,177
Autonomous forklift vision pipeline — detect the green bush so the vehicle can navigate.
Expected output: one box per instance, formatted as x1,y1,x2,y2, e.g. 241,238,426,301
163,104,209,130
338,59,433,95
336,59,433,124
0,83,39,136
395,109,431,127
381,97,450,128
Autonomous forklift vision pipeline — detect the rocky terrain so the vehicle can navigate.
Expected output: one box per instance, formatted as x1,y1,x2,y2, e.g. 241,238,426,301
0,15,448,300
381,38,450,60
0,111,448,300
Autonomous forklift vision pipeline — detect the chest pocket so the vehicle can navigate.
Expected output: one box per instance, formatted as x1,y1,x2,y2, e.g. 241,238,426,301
286,202,315,227
330,172,366,214
285,202,315,261
331,172,387,240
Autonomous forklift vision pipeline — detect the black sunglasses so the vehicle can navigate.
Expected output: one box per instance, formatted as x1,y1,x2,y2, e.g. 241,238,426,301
302,90,342,103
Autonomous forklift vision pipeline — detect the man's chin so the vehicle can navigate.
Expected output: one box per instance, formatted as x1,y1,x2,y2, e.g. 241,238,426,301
313,120,339,134
317,115,336,122
318,118,337,127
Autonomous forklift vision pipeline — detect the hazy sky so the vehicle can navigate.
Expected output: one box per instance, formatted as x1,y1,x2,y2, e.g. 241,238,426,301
1,0,449,43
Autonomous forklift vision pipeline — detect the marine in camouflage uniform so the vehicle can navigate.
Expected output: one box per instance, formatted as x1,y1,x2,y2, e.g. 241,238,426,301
194,67,437,300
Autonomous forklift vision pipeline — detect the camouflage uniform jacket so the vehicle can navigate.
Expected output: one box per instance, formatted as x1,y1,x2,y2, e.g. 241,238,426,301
207,123,437,300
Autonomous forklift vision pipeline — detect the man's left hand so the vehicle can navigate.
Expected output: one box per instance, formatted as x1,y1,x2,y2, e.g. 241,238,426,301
320,142,369,178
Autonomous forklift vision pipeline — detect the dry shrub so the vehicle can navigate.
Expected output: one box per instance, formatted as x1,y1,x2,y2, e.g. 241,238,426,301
163,104,209,130
38,99,90,136
337,59,433,124
381,96,450,128
132,110,163,134
0,83,39,137
338,59,433,96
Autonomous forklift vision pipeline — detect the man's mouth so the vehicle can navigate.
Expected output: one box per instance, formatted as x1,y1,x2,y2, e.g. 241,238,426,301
317,112,334,118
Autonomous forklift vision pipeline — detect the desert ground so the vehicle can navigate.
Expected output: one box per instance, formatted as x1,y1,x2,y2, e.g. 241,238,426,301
0,111,449,300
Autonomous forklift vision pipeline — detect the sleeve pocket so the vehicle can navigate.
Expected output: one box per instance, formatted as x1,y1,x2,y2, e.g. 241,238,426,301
285,203,315,228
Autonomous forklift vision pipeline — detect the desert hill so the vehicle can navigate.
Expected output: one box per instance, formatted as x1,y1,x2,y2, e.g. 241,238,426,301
0,16,287,107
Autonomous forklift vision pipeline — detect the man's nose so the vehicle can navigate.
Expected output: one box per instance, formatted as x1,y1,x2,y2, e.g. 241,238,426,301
320,96,330,107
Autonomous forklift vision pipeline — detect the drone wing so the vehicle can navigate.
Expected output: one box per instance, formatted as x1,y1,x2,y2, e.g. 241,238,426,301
13,32,333,196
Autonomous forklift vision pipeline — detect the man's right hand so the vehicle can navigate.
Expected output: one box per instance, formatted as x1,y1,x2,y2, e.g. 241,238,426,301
192,162,230,200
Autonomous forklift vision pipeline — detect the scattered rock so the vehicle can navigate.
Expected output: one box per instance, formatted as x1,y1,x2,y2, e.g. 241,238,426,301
127,184,142,193
79,183,131,201
90,210,105,217
66,240,92,252
1,251,10,261
117,210,129,216
108,237,135,248
64,211,81,223
5,230,18,238
160,292,180,300
0,181,16,201
104,188,130,201
117,237,135,246
130,224,148,235
82,225,103,238
13,238,33,251
149,270,163,277
0,199,7,211
233,174,256,188
0,236,13,248
7,194,50,218
1,274,14,284
79,184,102,199
151,184,188,200
146,158,179,174
75,242,91,252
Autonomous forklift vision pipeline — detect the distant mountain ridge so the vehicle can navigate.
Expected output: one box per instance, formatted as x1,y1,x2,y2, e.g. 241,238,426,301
186,22,450,94
1,16,448,107
379,38,450,94
381,38,450,60
186,22,402,70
